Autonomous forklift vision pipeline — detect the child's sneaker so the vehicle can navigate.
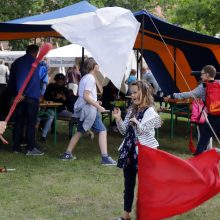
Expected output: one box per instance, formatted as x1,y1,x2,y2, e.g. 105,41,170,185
60,152,76,160
101,156,117,166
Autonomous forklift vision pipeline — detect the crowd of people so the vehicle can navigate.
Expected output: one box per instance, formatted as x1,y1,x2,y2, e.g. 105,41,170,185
1,44,220,220
0,46,118,164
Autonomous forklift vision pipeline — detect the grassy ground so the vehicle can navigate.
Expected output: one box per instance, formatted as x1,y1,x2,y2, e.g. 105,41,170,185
0,114,220,220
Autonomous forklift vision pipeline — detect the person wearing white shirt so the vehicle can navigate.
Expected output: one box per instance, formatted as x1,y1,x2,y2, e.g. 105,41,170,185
0,60,9,94
60,58,116,165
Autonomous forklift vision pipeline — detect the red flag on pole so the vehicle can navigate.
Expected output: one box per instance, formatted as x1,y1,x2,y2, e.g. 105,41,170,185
137,143,220,220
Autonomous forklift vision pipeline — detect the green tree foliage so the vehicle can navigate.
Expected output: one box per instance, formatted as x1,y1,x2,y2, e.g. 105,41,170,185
165,0,220,36
1,0,219,50
89,0,160,12
0,0,43,50
0,0,73,50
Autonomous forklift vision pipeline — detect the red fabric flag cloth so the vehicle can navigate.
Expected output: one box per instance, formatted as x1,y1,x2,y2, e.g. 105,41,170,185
137,143,220,220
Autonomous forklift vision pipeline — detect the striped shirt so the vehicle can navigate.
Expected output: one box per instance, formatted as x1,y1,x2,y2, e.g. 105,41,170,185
116,106,161,149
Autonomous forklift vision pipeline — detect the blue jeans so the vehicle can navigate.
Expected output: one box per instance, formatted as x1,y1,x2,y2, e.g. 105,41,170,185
41,109,73,138
41,109,55,138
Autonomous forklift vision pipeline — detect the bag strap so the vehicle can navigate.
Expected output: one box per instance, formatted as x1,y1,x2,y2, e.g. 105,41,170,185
197,104,205,123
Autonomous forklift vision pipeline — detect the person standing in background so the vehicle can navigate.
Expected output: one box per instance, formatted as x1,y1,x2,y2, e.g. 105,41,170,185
66,63,81,96
125,69,137,96
141,66,162,96
0,60,10,94
39,58,49,101
8,44,44,155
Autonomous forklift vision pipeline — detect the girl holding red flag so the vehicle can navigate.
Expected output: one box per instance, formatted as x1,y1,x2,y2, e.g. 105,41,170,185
112,80,162,220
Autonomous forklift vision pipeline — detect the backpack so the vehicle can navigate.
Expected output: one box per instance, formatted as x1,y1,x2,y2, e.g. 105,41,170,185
205,80,220,115
189,99,206,154
190,99,206,123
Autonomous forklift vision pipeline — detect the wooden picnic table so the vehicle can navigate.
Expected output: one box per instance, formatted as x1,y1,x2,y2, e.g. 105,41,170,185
39,101,63,144
160,98,192,139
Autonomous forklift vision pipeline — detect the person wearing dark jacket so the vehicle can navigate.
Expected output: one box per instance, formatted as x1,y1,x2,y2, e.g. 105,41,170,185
8,44,43,155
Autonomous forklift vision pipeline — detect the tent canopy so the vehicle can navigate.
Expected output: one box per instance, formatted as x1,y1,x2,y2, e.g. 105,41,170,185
1,2,220,94
0,1,97,40
134,10,220,94
0,44,91,67
8,1,96,24
46,43,91,58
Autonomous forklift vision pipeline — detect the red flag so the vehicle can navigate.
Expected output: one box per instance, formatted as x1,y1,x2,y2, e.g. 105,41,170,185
137,143,220,220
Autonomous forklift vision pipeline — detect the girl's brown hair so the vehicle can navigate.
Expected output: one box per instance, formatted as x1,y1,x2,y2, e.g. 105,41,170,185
129,80,155,117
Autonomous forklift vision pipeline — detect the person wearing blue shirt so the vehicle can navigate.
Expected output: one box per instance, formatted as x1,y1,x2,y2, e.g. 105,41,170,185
126,69,137,96
39,58,49,99
9,44,43,155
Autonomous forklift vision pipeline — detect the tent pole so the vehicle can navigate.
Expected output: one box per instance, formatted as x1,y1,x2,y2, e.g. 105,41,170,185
136,49,139,79
174,47,177,88
80,47,85,73
140,13,145,80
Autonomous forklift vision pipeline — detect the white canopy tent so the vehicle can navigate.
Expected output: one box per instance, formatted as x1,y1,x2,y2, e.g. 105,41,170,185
0,46,142,93
46,43,91,67
0,51,25,64
0,44,91,67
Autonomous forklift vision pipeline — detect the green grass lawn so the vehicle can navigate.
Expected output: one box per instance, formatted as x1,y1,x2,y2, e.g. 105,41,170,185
0,114,220,220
